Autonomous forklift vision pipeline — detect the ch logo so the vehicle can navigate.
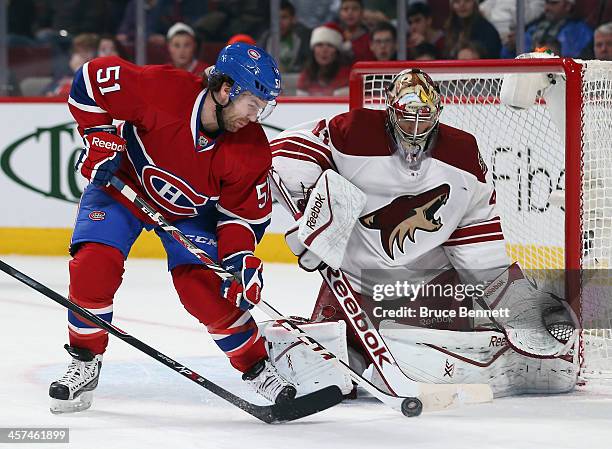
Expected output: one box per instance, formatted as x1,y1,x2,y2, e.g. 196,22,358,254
140,165,209,216
444,359,455,378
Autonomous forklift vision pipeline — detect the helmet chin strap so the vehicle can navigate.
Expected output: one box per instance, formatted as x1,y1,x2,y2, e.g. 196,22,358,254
211,90,230,132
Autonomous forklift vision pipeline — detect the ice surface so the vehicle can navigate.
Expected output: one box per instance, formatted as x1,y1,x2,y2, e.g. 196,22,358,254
1,256,611,449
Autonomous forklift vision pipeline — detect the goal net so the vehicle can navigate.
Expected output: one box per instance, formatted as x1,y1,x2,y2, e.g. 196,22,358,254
349,58,612,381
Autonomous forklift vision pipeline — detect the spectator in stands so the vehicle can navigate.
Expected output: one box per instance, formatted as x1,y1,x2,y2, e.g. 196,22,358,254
45,33,98,98
194,0,269,44
166,23,207,76
444,0,501,59
480,0,544,54
258,0,311,73
524,0,592,58
407,2,445,56
594,22,612,60
97,35,129,60
290,0,338,30
116,0,168,46
338,0,376,62
297,24,351,97
369,22,397,61
413,42,441,60
456,41,487,59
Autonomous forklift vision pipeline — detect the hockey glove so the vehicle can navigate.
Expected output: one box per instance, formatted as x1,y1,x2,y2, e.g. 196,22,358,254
76,125,126,186
220,253,264,311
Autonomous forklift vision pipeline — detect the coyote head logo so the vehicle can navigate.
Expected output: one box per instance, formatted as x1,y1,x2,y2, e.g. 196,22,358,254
360,184,450,259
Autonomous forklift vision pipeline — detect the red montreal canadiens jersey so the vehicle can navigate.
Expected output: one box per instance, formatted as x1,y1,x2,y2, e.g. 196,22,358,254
272,109,511,292
68,56,272,259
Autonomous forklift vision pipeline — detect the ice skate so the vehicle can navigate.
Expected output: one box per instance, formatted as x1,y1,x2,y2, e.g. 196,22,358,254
242,358,297,404
49,344,102,414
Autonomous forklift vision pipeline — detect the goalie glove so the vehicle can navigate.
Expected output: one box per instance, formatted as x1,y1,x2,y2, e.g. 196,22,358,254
285,225,325,272
76,125,126,186
476,263,578,358
220,253,264,311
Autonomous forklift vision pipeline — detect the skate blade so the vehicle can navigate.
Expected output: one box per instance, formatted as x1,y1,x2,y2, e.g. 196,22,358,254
50,391,93,414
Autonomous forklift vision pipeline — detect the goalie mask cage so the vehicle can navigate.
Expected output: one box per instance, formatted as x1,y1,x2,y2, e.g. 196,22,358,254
349,58,612,382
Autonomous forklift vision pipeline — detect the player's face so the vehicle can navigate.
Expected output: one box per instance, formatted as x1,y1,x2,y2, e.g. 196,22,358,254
594,32,612,60
397,117,434,137
544,0,571,22
451,0,476,19
408,14,429,36
370,31,396,61
223,92,270,132
313,43,338,67
168,34,196,69
279,9,294,36
98,38,119,57
340,1,362,28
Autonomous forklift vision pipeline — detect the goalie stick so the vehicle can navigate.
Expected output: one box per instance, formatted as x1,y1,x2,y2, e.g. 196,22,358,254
0,259,342,424
110,175,489,416
268,169,494,411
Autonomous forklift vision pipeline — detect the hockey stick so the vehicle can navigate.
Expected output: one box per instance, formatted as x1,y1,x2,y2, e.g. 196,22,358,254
268,169,494,410
109,175,470,417
0,259,342,424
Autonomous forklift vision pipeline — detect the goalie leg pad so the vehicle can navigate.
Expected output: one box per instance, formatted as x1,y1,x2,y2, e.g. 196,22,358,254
263,320,353,396
376,322,578,397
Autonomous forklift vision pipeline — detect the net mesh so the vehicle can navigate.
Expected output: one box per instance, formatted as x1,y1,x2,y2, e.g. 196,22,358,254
355,60,612,380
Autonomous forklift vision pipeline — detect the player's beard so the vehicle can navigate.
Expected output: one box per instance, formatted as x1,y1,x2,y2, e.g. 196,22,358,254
222,107,250,132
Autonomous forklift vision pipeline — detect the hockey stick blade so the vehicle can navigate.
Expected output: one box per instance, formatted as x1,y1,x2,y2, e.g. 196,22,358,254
0,259,342,424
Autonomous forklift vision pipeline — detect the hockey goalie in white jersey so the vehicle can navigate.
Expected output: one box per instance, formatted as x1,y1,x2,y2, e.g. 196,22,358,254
269,68,579,398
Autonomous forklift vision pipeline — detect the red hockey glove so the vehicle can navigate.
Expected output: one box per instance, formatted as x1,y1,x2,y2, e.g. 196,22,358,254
220,254,264,311
76,125,126,186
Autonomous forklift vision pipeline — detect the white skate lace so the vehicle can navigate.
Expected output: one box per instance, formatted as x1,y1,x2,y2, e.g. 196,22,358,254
251,362,291,403
57,359,97,391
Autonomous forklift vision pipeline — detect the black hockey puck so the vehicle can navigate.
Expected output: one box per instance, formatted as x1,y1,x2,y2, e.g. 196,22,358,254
401,398,423,417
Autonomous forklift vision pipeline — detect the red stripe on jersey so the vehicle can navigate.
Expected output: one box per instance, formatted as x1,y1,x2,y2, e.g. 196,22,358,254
271,138,333,167
271,136,332,158
271,149,333,170
447,217,502,240
443,234,505,246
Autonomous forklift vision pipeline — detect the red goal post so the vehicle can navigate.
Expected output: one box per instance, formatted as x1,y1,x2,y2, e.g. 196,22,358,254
349,58,612,380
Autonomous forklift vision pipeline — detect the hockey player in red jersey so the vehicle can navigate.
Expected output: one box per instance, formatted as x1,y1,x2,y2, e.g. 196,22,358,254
270,69,579,397
49,43,298,414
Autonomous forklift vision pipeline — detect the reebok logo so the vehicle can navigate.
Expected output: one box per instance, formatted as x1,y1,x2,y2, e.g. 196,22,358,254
324,267,392,369
91,136,125,152
489,335,507,347
306,193,326,230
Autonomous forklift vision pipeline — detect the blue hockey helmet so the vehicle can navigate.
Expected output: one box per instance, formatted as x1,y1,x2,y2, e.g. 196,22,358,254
210,43,281,112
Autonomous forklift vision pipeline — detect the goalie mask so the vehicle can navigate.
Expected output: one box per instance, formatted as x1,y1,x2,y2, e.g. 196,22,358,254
385,69,442,171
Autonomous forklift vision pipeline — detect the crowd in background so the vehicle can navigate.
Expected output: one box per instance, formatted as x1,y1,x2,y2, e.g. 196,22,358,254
6,0,612,97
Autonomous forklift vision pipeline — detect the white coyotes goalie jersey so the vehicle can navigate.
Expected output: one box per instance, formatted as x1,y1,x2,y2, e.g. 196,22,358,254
272,109,510,293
